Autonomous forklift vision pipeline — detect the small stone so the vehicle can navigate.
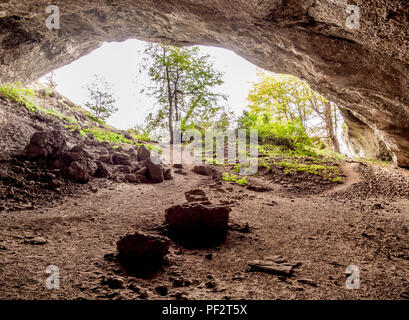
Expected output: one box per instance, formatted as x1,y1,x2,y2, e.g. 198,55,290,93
297,278,318,287
105,277,124,289
205,254,213,260
139,290,149,299
24,237,47,245
125,174,138,183
173,279,184,288
185,189,209,203
155,285,168,296
49,179,63,189
128,283,140,293
205,281,216,289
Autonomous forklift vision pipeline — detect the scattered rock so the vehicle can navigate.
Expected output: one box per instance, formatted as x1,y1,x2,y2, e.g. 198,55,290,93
103,277,124,289
297,278,318,287
125,174,138,183
205,253,213,260
49,179,63,189
185,189,209,203
137,145,151,161
139,290,149,299
99,154,113,165
163,167,173,180
175,169,187,175
64,160,97,184
24,237,47,245
116,231,170,273
147,158,164,183
248,256,301,277
193,165,214,176
173,164,183,169
205,281,216,289
135,166,148,176
247,185,272,192
93,161,110,178
135,174,149,183
24,130,67,160
173,279,184,288
165,203,231,247
128,283,140,293
112,152,132,166
155,285,168,296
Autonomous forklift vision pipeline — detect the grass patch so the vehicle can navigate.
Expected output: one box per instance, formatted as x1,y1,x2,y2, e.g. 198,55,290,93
82,127,133,144
0,82,77,123
0,82,38,112
222,172,248,186
275,161,342,183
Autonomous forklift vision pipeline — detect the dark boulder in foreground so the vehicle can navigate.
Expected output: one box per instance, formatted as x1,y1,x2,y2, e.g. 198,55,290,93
64,159,97,184
24,130,67,160
165,203,231,247
116,231,170,275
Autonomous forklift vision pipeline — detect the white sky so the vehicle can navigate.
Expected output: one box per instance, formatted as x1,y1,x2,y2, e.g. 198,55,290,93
41,39,261,130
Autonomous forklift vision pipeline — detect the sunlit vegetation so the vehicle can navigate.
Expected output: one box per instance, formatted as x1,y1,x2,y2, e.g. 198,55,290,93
0,82,77,123
222,172,248,186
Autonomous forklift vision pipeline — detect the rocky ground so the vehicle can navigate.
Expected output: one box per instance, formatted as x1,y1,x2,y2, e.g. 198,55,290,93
1,89,409,300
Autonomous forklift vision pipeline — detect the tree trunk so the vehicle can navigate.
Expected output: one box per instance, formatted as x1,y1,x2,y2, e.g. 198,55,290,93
324,102,340,153
164,47,174,144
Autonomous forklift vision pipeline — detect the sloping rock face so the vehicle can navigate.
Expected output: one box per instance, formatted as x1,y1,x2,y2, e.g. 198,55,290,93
0,1,409,166
340,109,392,161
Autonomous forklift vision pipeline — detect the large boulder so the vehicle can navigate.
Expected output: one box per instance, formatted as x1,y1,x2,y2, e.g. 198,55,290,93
116,231,170,273
64,160,97,184
24,130,67,160
112,152,132,166
193,165,214,176
137,145,151,162
165,203,231,247
93,161,110,178
147,158,164,183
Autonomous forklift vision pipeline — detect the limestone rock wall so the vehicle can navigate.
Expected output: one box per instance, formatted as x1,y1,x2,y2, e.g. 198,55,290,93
0,1,408,166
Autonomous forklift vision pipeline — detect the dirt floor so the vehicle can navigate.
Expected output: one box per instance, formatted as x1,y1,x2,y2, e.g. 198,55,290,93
1,161,409,300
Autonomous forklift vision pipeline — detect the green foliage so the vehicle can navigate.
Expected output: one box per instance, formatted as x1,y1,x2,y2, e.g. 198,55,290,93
87,112,106,125
84,75,118,121
240,72,342,153
222,172,248,186
139,43,229,139
275,161,342,182
127,127,152,143
82,127,133,144
0,82,77,123
0,82,38,112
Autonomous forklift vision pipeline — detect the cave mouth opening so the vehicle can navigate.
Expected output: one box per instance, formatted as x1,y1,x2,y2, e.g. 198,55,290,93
35,39,348,157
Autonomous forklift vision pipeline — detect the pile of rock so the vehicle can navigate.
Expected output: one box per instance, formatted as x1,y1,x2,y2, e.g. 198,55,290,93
23,130,173,185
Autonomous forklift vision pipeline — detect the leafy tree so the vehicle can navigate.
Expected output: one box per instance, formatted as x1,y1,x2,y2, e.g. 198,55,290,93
243,72,341,152
84,75,118,121
139,43,228,143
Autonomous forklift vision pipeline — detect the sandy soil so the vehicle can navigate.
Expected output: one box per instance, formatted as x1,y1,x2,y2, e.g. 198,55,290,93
1,162,409,300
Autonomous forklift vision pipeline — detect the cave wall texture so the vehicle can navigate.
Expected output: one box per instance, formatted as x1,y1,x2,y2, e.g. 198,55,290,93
0,0,408,166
